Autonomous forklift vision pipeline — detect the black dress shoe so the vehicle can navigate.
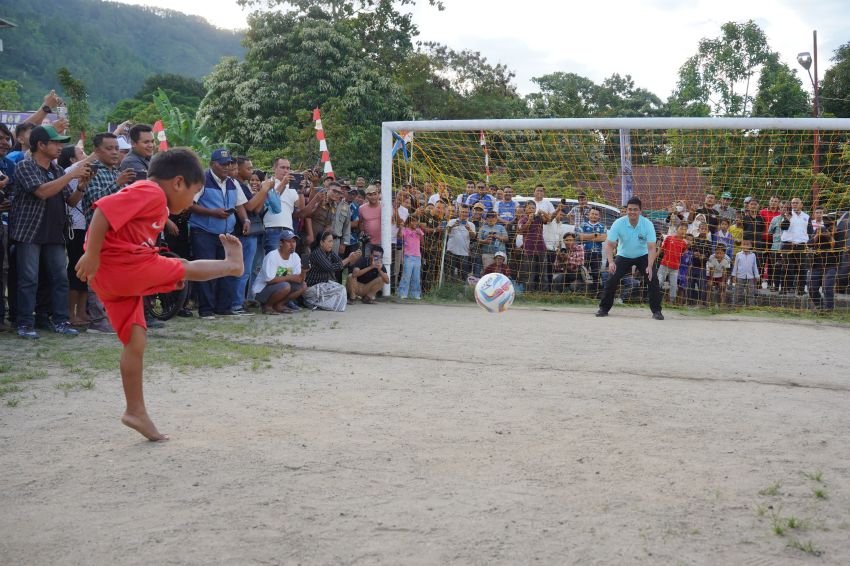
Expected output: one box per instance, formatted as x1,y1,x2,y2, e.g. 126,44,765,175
652,311,664,320
595,310,608,317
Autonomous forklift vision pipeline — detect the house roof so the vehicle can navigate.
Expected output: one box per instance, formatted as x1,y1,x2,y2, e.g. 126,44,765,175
576,165,708,210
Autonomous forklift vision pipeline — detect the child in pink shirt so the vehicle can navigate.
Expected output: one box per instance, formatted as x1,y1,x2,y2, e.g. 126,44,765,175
398,216,425,299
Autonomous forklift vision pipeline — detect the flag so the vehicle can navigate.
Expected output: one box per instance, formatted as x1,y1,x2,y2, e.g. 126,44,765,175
313,108,334,178
392,130,413,161
153,120,168,151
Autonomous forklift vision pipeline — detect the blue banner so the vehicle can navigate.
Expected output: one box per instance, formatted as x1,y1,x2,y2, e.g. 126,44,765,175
619,128,633,206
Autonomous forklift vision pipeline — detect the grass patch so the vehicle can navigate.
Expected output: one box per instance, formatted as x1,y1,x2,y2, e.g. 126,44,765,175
0,362,49,397
813,488,828,500
6,397,20,407
759,482,782,497
787,539,822,556
803,470,824,483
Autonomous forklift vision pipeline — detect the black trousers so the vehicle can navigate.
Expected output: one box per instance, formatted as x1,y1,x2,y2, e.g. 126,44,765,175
599,254,662,314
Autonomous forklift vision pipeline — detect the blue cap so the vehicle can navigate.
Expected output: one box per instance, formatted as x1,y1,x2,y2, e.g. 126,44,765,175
278,228,300,242
211,148,235,165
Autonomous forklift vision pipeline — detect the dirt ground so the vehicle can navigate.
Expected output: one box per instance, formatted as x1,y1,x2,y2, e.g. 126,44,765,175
2,303,850,565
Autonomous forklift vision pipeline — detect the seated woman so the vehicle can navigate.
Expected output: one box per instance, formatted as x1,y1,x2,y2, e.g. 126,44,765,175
305,231,362,311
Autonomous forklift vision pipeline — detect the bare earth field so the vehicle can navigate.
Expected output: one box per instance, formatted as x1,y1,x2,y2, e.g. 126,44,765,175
1,303,849,565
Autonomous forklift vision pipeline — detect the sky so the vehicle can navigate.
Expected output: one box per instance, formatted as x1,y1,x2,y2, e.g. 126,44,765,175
114,0,844,100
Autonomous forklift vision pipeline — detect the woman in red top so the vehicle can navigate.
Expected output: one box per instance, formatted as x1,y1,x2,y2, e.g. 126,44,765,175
75,149,244,442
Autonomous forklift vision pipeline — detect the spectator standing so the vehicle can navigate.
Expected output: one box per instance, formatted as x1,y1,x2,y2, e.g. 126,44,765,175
466,181,495,213
706,244,731,306
358,185,382,255
665,199,690,235
678,234,695,305
690,223,712,305
232,156,270,314
0,124,16,329
579,208,607,287
779,197,813,295
456,181,475,212
397,216,425,300
119,124,154,176
695,191,720,234
57,146,90,327
732,240,760,306
759,196,782,281
262,158,303,255
729,212,744,259
808,231,840,312
445,204,476,282
766,202,788,291
188,149,251,319
712,218,734,260
517,200,549,292
477,211,508,271
714,192,737,223
567,192,592,226
596,197,663,319
658,223,688,304
9,126,90,338
531,185,556,216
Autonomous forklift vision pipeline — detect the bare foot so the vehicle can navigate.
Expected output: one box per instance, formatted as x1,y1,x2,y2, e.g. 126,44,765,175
218,234,244,276
122,412,169,442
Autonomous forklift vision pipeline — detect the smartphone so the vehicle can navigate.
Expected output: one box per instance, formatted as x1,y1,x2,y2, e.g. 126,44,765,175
88,163,100,176
134,170,147,181
290,172,304,189
225,207,237,215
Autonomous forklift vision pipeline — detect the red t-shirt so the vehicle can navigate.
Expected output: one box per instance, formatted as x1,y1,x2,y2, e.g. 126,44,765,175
90,181,168,264
661,235,688,269
759,208,781,241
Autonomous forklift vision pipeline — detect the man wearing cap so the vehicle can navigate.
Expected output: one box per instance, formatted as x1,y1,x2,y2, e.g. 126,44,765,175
310,180,351,257
714,191,737,223
9,126,91,338
345,186,361,248
119,124,154,176
466,181,495,213
478,210,509,271
252,228,306,314
188,148,251,319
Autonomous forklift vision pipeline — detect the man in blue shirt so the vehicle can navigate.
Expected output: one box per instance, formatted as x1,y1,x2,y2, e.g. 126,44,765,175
579,207,607,288
465,181,495,213
596,196,663,320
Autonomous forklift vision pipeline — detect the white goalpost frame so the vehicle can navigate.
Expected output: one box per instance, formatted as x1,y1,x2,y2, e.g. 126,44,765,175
379,117,850,296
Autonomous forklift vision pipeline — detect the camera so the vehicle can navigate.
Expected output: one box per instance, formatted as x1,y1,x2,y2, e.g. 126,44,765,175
290,172,304,190
355,231,371,252
88,163,100,176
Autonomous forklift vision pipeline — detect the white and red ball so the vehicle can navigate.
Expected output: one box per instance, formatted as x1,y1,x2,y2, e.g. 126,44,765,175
474,272,515,314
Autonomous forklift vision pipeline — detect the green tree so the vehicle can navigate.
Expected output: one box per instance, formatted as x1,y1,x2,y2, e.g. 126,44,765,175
752,53,809,117
153,90,217,160
0,80,23,110
526,72,598,117
56,67,90,138
669,20,772,116
821,42,850,117
106,74,206,126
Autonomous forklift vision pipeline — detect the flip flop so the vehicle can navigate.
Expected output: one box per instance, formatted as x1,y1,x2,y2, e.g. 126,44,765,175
262,309,281,316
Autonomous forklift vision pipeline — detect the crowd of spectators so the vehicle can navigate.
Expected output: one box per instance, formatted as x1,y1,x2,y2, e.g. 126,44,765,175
1,92,849,340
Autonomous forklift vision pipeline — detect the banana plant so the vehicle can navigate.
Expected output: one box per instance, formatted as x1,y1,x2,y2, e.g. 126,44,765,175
152,88,226,161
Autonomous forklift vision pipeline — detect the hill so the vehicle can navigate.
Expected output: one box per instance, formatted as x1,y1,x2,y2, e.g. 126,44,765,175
0,0,244,116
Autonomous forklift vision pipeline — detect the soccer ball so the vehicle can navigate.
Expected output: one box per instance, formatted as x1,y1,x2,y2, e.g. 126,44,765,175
474,272,515,314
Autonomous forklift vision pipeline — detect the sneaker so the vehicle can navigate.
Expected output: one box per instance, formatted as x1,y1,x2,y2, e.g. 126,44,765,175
215,310,238,317
17,326,40,340
595,310,608,317
146,318,166,329
398,295,408,300
53,322,80,336
232,308,254,316
199,314,216,320
87,320,116,334
614,298,624,305
177,308,194,318
285,301,301,312
652,312,665,321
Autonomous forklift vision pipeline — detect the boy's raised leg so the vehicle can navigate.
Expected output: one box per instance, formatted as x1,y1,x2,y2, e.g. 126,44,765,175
120,324,168,441
182,234,244,281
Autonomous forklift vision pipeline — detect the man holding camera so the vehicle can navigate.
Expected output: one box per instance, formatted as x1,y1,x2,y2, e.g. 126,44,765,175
346,245,390,304
188,149,251,319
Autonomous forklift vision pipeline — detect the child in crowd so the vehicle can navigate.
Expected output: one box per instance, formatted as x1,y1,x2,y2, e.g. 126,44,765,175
677,234,695,305
705,243,731,306
713,218,734,260
731,239,760,307
729,212,744,258
398,215,424,300
75,148,244,442
658,223,688,304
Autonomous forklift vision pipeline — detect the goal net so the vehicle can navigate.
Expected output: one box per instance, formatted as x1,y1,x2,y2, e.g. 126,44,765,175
379,118,850,312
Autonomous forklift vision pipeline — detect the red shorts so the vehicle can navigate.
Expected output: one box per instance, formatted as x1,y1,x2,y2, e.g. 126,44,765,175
708,276,725,284
90,253,186,344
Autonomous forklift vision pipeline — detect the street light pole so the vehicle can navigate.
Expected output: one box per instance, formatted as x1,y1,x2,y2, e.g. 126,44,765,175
797,30,820,208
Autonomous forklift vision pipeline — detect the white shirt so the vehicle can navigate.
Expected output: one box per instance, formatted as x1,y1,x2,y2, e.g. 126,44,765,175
427,193,441,205
391,206,409,240
446,218,475,256
543,220,575,251
534,198,555,215
252,250,302,294
193,172,248,205
263,180,300,229
780,210,810,244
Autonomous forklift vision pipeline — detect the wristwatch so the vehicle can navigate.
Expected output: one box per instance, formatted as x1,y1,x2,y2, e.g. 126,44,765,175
41,105,52,113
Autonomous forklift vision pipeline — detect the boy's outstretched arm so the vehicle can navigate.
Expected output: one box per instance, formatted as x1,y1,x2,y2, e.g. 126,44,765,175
76,209,109,282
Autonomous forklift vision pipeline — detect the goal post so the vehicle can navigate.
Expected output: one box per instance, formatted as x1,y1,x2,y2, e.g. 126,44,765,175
379,117,850,308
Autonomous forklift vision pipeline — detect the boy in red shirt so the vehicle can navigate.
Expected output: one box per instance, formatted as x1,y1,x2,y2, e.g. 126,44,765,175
658,223,688,303
75,148,243,441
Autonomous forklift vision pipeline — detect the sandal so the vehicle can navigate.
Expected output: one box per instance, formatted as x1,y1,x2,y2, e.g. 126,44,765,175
262,308,281,316
361,297,376,304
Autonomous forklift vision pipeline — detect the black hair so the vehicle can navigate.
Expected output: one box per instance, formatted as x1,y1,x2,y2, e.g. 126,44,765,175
716,243,727,250
57,145,78,169
11,122,35,151
328,181,341,189
626,196,642,209
251,169,266,182
148,147,204,186
236,156,252,165
93,132,117,148
129,124,153,143
371,245,384,255
0,123,11,140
